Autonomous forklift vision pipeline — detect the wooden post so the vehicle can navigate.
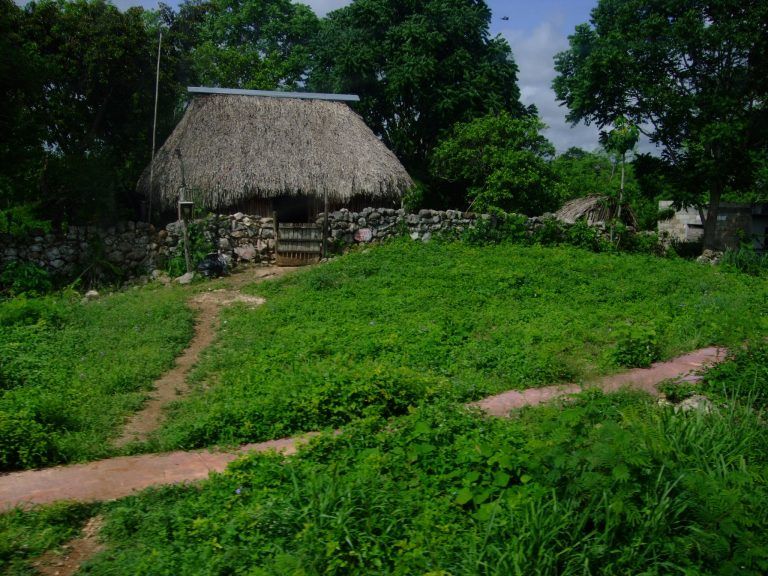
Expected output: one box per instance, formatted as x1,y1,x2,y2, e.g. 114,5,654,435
322,190,328,259
182,220,192,274
273,211,279,265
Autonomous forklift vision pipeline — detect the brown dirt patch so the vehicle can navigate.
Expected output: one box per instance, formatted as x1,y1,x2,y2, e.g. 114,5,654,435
32,515,105,576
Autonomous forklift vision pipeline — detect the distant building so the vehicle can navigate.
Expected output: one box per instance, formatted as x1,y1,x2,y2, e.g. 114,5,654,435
658,201,768,252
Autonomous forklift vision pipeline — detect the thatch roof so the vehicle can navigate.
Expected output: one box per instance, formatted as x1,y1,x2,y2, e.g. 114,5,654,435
555,195,637,228
138,92,413,211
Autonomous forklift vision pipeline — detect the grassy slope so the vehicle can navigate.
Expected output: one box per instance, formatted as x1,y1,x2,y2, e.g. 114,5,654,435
0,287,194,470
37,345,768,575
153,240,767,450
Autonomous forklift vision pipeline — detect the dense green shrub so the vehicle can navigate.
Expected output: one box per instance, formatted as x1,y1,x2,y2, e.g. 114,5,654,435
0,261,52,296
0,287,194,470
721,245,768,276
611,324,660,368
0,409,56,470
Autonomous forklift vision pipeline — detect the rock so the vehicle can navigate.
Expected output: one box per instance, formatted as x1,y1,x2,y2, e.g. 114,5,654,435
233,212,245,220
696,249,722,265
421,232,432,243
410,231,420,241
676,394,714,414
418,209,432,218
218,238,231,250
235,244,258,261
84,290,100,300
175,271,196,285
50,259,65,269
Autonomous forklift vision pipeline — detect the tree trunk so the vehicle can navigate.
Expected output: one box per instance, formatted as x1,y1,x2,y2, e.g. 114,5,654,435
702,181,723,251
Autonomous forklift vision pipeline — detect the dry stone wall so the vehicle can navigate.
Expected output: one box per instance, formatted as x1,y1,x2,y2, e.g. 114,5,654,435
0,221,155,277
0,208,491,279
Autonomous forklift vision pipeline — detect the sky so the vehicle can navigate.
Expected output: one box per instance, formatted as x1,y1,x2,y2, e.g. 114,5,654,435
29,0,635,153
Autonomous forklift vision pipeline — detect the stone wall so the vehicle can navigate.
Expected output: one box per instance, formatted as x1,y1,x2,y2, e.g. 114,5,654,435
0,221,155,276
1,208,492,278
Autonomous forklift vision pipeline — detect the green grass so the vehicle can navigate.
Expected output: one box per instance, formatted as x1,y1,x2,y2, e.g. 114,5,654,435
151,240,768,451
0,502,95,576
0,286,194,470
27,347,766,575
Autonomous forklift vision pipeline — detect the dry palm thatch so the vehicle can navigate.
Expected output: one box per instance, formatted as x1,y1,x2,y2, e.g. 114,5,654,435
555,195,637,228
138,94,413,211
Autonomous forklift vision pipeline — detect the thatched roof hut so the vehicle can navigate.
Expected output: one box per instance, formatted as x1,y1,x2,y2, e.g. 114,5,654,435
138,87,413,220
555,195,637,228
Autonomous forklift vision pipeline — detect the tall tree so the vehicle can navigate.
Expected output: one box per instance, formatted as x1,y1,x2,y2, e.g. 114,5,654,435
187,0,319,90
553,0,768,250
310,0,523,179
0,0,45,211
19,0,158,223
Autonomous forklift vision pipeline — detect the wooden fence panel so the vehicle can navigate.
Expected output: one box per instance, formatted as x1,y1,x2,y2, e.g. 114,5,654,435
276,222,322,266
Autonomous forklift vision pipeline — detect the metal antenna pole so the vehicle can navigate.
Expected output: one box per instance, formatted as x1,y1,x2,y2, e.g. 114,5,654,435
147,30,162,224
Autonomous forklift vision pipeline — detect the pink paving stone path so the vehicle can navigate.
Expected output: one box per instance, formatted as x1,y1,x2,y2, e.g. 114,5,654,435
0,435,317,511
0,347,726,511
470,346,726,416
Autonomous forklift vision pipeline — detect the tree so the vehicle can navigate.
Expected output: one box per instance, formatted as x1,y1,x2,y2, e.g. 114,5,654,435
553,0,768,250
0,0,45,211
310,0,523,180
187,0,319,90
601,116,639,239
431,112,557,215
18,0,159,223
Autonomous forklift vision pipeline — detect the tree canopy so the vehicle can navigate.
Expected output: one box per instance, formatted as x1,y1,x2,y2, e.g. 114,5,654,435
310,0,523,179
431,112,557,215
553,0,768,249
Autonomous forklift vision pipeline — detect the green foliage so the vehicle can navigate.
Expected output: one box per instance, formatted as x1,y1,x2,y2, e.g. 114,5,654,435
553,0,768,249
431,112,557,214
0,204,51,236
310,0,522,183
13,0,166,223
611,324,660,368
190,0,318,89
0,261,53,296
152,241,768,451
460,213,528,246
0,502,95,574
702,343,768,410
551,148,619,202
166,220,215,277
0,288,194,470
721,244,768,276
80,382,768,575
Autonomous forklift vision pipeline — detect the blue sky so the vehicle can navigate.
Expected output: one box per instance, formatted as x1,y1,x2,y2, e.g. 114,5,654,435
31,0,626,152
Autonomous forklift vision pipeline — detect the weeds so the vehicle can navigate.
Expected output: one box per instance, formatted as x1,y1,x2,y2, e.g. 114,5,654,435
0,287,194,470
153,241,767,451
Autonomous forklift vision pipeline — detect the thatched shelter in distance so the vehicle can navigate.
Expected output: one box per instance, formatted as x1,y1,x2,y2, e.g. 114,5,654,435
138,87,413,222
555,195,637,229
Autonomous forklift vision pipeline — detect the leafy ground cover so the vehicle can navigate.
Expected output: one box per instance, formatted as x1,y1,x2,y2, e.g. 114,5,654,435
0,502,94,576
0,287,194,470
4,343,764,575
152,240,768,451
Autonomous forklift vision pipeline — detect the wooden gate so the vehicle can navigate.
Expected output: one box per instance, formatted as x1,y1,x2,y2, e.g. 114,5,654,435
276,222,322,266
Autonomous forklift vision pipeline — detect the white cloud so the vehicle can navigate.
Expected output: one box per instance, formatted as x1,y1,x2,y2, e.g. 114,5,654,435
501,21,601,153
301,0,351,16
